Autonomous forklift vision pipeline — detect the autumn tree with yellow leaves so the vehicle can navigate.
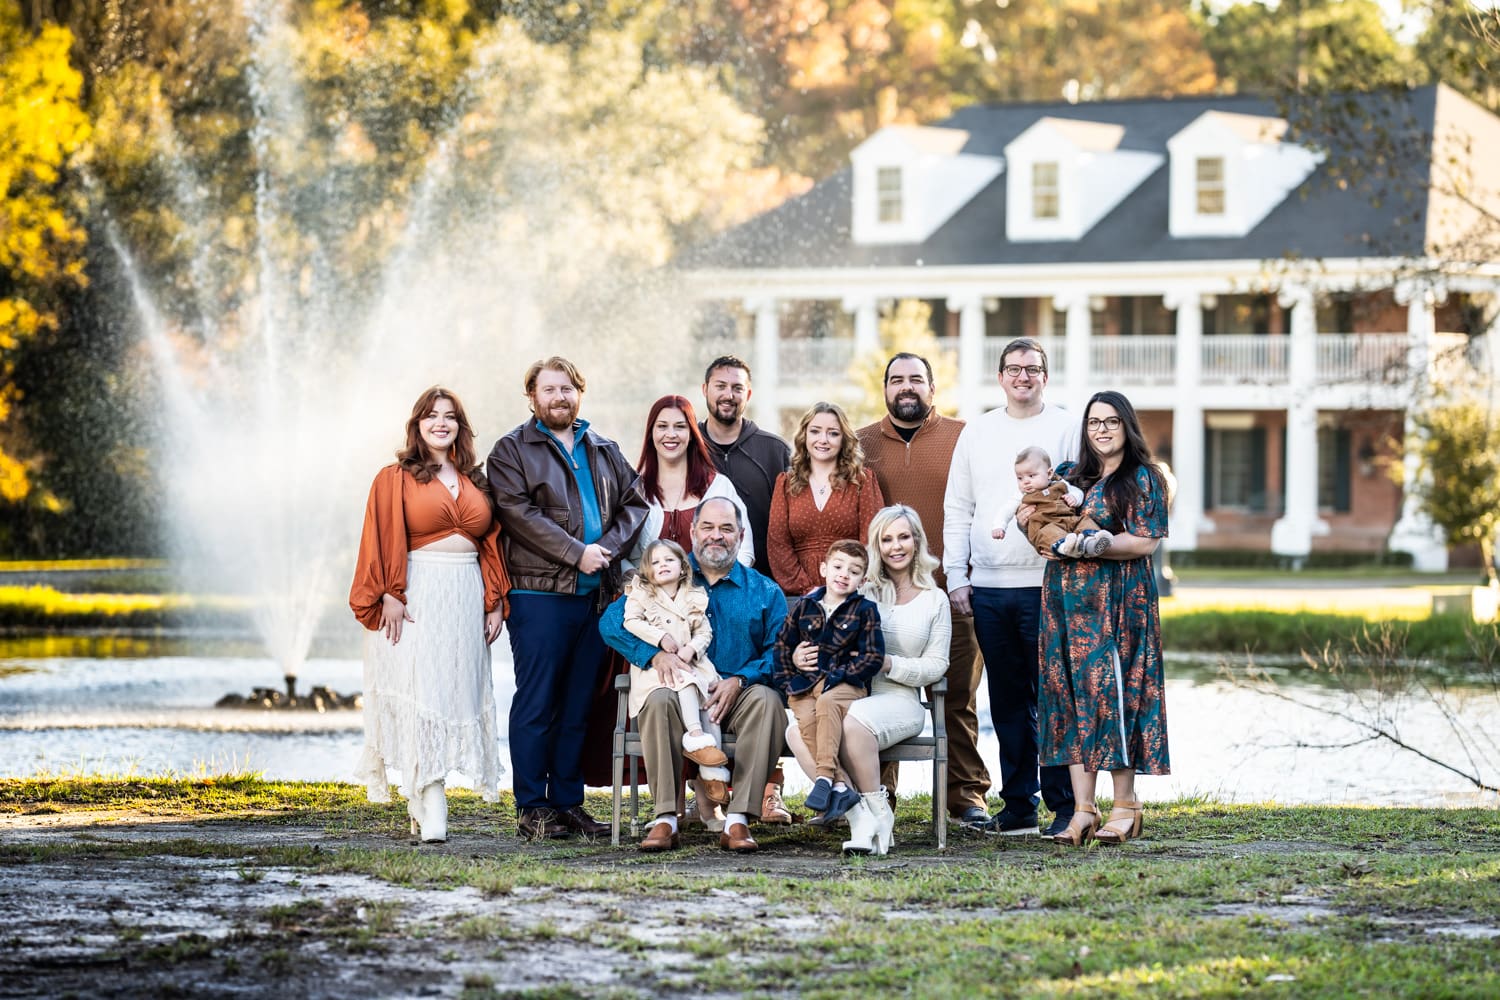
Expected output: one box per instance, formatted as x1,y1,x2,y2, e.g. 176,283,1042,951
0,8,90,504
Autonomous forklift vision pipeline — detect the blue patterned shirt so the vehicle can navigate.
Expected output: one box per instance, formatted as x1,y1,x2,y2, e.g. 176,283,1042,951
599,556,787,688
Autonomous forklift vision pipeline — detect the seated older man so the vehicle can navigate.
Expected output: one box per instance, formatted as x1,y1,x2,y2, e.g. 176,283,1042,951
599,496,788,853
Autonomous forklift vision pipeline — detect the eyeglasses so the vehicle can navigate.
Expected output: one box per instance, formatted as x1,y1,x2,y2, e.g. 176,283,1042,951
1087,417,1123,431
1002,365,1046,378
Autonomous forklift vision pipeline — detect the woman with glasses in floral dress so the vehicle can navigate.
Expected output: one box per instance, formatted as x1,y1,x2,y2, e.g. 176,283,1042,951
1031,390,1170,847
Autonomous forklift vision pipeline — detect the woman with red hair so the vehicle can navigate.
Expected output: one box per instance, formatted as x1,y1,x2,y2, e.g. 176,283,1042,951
628,395,754,571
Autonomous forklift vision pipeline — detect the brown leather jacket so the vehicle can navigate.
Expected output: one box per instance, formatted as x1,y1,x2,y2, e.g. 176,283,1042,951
485,419,648,606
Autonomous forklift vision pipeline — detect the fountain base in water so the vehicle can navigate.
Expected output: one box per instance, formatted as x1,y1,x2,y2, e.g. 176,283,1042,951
216,683,361,712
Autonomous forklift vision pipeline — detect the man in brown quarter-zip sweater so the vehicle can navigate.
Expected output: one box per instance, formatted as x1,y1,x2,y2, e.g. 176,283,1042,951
855,352,989,827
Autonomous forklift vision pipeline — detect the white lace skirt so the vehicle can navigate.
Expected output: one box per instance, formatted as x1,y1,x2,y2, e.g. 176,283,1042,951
355,550,502,815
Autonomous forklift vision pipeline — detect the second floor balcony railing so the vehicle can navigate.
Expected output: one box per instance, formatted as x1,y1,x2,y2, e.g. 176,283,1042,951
1091,335,1176,384
767,332,1479,390
780,337,857,385
1199,335,1290,384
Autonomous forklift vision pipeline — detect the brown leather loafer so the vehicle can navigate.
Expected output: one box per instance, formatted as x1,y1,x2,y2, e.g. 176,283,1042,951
718,822,758,852
761,782,793,824
516,807,570,841
556,805,610,839
638,820,680,852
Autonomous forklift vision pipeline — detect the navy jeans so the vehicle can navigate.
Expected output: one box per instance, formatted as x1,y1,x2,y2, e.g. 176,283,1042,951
506,592,608,812
971,585,1074,817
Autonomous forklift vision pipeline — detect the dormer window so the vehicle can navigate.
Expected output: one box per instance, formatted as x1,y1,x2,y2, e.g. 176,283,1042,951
1003,117,1161,242
849,125,1002,245
877,167,903,223
1195,157,1225,215
1167,111,1322,238
1032,162,1060,219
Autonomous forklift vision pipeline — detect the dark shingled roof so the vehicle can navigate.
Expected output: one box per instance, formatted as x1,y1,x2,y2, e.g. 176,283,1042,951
678,88,1456,271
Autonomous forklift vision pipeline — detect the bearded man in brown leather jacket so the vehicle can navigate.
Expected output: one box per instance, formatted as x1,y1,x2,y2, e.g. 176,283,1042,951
487,356,648,840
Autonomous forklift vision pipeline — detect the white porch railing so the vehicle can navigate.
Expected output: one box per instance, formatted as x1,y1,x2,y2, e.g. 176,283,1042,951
778,338,857,385
1200,335,1290,384
1316,333,1408,383
1091,335,1176,384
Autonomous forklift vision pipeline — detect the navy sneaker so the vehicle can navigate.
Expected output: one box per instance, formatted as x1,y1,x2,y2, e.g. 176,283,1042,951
822,785,862,823
984,807,1040,836
1040,812,1075,840
804,777,833,812
952,805,991,831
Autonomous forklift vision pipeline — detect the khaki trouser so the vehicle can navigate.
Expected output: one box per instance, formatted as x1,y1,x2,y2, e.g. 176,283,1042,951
788,679,866,781
880,612,988,814
637,683,786,819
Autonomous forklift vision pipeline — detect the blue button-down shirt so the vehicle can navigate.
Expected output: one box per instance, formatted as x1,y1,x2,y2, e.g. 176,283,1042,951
599,556,787,688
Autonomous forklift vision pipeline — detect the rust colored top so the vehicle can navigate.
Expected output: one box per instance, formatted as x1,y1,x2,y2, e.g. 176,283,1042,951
349,464,511,630
658,507,695,550
766,470,885,597
857,411,965,590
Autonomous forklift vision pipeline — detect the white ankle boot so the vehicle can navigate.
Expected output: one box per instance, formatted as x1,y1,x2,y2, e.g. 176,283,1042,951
865,788,895,856
415,781,447,843
841,799,879,854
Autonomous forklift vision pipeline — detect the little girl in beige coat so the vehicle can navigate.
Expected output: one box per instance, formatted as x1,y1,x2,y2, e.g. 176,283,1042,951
622,539,731,802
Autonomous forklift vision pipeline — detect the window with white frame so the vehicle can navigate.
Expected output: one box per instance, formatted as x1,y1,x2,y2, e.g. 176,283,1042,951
1195,156,1225,215
876,166,903,223
1032,161,1059,220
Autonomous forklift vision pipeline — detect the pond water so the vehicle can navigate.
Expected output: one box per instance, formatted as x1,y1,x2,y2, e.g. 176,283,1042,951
1,641,1496,807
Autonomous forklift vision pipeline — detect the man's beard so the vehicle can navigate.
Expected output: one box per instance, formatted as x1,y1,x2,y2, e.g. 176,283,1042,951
709,398,743,426
888,391,930,423
538,401,577,431
694,539,736,572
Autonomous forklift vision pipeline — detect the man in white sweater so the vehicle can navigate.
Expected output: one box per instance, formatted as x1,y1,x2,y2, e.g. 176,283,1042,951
943,338,1079,838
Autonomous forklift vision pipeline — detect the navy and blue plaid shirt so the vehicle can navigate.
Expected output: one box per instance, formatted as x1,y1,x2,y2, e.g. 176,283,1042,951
772,587,885,696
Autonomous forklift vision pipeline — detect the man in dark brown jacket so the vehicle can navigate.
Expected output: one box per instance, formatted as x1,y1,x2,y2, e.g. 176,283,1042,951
856,352,990,828
487,357,648,841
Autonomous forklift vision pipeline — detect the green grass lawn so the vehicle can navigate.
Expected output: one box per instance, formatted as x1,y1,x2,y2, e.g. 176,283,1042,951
2,779,1497,997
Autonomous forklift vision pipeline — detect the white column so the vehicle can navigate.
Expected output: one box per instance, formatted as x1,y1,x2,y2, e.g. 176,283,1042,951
1053,292,1094,414
746,297,781,429
842,295,880,356
1271,286,1327,562
1164,288,1207,550
948,293,985,420
1388,280,1449,571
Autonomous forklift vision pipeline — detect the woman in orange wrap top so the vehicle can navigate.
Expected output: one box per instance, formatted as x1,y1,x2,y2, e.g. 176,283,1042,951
349,463,510,630
349,386,512,844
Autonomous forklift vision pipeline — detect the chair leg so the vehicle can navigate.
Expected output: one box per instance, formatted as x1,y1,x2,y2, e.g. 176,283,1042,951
935,757,948,851
611,748,624,847
628,756,641,839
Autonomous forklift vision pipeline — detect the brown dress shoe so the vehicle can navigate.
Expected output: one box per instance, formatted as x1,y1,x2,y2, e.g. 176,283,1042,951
516,808,569,840
555,805,610,838
719,822,758,852
638,820,680,852
761,782,793,824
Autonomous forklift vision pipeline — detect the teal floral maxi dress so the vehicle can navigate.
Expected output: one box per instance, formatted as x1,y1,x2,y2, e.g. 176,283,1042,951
1039,463,1170,774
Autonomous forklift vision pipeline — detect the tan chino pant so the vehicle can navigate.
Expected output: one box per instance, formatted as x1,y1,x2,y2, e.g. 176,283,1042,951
637,683,786,818
788,679,866,782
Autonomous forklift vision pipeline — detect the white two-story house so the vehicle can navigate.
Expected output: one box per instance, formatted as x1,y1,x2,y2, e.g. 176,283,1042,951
676,85,1500,570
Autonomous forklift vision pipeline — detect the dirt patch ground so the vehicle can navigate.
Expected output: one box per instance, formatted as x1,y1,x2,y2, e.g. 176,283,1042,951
4,809,1498,999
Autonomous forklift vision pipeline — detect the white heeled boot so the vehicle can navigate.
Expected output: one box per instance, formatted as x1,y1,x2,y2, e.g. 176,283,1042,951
413,781,447,843
865,788,895,856
841,798,879,854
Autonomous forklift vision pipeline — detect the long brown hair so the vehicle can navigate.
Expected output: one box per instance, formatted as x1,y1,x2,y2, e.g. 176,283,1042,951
788,401,865,496
397,386,488,490
1068,390,1161,521
636,395,716,504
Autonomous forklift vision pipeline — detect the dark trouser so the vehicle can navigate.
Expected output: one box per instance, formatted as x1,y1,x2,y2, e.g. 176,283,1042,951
971,585,1074,817
506,592,607,812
